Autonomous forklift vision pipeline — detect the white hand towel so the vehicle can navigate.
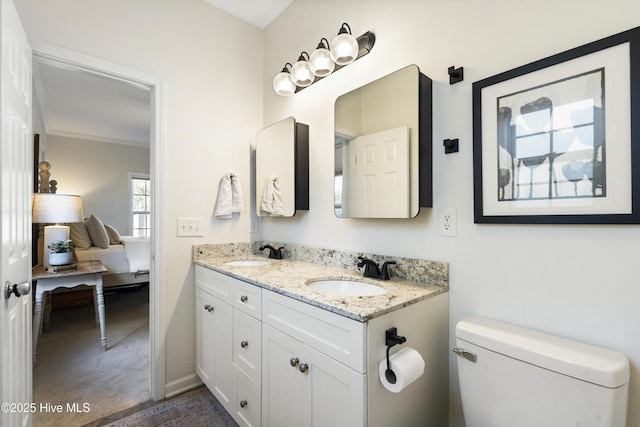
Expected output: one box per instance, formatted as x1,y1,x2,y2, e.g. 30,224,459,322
261,175,274,214
271,177,284,216
261,175,284,216
215,174,233,219
231,174,243,213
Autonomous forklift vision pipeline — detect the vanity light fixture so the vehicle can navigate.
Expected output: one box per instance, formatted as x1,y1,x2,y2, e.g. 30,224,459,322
291,51,315,87
273,23,375,96
309,38,335,77
273,63,296,96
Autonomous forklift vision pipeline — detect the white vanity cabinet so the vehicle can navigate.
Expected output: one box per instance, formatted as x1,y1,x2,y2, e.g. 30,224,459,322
195,266,262,427
196,264,449,427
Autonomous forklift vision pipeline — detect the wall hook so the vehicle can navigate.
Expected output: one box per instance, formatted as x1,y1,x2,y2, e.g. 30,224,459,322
444,138,459,154
448,65,464,84
384,327,407,384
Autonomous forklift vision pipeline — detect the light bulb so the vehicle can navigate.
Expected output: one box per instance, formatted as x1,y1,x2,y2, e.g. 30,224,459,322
309,38,335,77
330,23,359,66
273,63,295,96
291,52,315,87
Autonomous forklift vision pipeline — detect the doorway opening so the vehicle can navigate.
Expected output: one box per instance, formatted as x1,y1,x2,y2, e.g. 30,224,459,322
30,41,165,409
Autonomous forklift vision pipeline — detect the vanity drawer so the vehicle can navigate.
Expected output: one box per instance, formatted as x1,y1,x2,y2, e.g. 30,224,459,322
232,364,261,427
195,266,233,304
233,279,261,319
262,290,366,373
234,310,262,385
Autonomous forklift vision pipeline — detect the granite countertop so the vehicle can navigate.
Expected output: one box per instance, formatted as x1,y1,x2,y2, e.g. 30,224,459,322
195,256,448,322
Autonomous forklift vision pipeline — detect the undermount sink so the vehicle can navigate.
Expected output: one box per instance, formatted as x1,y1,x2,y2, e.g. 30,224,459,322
306,279,387,296
224,259,271,267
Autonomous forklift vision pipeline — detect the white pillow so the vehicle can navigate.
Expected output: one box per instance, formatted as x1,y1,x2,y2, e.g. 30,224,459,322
68,222,92,250
104,224,121,245
84,214,110,249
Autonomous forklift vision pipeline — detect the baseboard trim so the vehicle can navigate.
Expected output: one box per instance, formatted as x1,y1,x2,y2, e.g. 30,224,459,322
165,374,203,399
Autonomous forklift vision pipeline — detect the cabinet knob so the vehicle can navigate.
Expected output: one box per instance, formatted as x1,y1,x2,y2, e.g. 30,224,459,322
289,357,299,367
240,400,248,408
299,363,309,373
203,304,214,312
240,295,248,303
241,340,249,348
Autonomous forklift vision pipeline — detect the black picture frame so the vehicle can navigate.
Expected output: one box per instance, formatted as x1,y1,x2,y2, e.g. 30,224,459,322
473,27,640,224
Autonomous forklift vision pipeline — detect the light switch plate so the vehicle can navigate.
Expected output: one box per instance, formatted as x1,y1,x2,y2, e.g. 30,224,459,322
177,217,204,237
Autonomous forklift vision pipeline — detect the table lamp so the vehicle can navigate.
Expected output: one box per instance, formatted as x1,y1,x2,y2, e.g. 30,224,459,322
32,193,84,267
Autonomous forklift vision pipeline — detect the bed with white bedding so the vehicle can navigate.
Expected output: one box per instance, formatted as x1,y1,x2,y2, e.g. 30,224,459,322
73,236,150,287
54,214,152,289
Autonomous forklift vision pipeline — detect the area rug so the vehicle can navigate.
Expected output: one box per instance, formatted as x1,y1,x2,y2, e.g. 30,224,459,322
104,387,238,427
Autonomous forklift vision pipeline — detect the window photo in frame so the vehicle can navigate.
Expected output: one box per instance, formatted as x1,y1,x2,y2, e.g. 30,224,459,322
473,27,640,224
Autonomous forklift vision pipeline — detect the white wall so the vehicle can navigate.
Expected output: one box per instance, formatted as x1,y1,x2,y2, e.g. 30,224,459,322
262,1,640,426
45,135,150,234
15,0,263,392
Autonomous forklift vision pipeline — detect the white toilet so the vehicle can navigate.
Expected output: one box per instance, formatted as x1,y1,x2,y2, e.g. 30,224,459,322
454,316,630,427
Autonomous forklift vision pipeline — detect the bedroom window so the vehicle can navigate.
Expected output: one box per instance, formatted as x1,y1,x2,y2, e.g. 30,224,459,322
130,174,150,237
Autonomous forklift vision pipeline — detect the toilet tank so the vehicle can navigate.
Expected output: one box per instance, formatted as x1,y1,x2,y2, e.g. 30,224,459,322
454,316,629,427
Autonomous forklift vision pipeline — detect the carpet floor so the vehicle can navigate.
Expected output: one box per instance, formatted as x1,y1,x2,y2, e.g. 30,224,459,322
33,285,150,427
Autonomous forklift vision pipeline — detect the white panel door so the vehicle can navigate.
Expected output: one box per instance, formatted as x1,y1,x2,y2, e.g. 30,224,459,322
1,0,33,426
354,126,410,217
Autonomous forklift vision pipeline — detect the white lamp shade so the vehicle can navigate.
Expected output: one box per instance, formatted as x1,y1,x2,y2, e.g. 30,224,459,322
273,71,296,96
32,193,84,224
291,59,315,87
330,33,359,65
309,47,335,77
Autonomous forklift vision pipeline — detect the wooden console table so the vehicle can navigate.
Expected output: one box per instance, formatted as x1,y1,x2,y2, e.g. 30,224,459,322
32,260,108,363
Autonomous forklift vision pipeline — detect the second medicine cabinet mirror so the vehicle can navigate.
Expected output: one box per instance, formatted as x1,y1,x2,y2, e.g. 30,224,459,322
256,117,309,217
334,64,432,218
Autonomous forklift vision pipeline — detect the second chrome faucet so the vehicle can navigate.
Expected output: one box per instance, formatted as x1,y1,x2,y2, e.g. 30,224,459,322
357,256,397,280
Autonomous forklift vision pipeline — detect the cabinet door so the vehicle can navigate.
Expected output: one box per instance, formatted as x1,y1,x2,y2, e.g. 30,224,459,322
195,288,234,410
303,344,366,427
262,324,366,427
262,324,305,427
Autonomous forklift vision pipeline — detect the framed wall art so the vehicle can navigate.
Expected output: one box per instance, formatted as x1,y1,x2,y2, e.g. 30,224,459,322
473,27,640,224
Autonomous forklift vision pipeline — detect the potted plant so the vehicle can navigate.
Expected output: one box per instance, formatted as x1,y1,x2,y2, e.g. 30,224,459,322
48,239,73,266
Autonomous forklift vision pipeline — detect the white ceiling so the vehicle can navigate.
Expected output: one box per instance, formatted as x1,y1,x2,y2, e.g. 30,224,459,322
33,58,152,147
203,0,293,29
33,0,291,149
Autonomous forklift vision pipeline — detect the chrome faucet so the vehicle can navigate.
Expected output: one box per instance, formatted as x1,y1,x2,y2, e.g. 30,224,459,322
357,257,397,280
259,244,284,259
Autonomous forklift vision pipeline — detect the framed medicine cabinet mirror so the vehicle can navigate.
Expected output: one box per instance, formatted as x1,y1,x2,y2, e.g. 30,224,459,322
334,64,432,218
256,117,309,217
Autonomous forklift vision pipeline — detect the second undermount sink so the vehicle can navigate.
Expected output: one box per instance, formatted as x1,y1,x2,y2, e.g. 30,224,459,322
224,259,271,267
306,279,387,296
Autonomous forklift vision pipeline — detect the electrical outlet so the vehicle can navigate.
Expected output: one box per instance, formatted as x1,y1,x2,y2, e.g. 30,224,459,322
177,217,204,237
438,208,457,237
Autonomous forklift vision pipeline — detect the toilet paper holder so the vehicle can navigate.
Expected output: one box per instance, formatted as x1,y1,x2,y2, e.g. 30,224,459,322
384,327,407,384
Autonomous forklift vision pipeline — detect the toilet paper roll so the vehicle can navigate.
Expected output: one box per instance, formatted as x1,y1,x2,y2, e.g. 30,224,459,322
378,347,425,393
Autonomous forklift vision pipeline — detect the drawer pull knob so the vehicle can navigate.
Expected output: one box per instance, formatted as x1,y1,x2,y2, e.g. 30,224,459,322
299,363,309,373
241,340,249,348
240,400,247,408
240,295,248,303
290,357,299,367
